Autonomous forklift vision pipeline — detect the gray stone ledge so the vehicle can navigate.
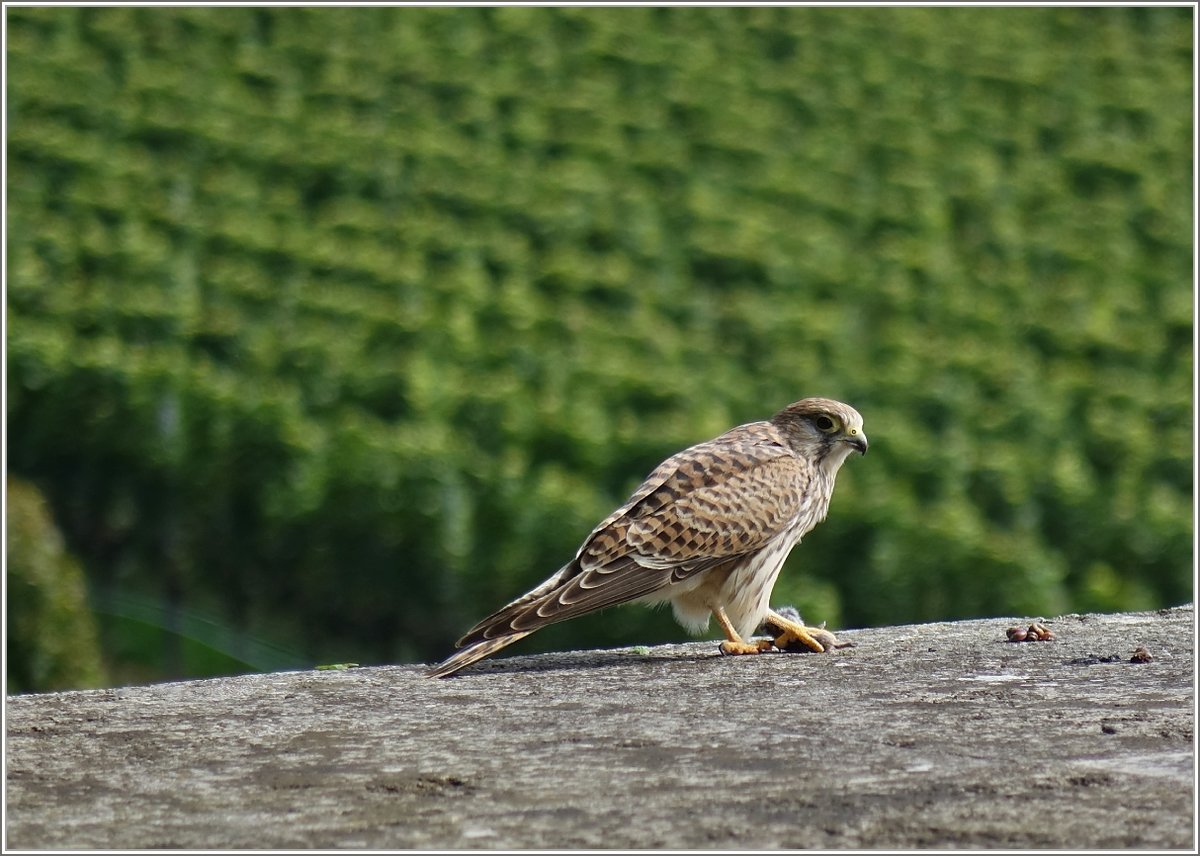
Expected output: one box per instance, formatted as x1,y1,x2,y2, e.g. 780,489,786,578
5,606,1194,849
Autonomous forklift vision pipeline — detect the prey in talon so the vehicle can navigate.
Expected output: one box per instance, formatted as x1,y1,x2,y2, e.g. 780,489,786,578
761,605,852,653
428,398,867,678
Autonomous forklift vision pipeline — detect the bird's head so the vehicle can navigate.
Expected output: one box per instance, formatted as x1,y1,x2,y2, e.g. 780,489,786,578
771,398,868,471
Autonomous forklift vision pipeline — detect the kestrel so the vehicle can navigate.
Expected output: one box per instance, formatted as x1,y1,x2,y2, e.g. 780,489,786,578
427,397,867,678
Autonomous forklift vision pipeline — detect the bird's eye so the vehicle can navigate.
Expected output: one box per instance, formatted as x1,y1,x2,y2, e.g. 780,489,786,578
815,415,838,432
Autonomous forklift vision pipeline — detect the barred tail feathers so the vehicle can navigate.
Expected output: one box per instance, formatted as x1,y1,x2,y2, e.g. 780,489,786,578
425,631,533,678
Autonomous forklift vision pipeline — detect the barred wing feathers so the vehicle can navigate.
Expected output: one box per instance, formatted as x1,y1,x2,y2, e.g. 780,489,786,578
445,421,809,653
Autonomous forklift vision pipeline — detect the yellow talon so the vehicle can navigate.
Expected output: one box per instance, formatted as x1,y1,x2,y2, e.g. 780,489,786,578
773,626,826,653
763,609,844,653
712,606,776,656
719,638,775,656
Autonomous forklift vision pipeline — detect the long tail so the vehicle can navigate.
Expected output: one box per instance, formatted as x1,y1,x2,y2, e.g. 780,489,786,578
425,631,534,678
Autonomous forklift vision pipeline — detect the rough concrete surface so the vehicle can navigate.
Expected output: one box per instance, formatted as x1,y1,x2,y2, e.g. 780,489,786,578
4,606,1195,850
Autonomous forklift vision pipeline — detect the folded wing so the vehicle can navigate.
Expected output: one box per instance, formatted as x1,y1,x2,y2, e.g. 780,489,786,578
452,425,809,648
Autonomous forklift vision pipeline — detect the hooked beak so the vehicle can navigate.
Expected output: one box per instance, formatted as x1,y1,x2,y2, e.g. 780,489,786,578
845,429,868,455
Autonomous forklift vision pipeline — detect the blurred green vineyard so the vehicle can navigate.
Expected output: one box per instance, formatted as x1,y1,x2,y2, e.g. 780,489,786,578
6,7,1193,687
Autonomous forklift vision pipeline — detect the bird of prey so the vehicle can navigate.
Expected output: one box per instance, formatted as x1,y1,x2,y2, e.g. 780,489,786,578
427,397,867,678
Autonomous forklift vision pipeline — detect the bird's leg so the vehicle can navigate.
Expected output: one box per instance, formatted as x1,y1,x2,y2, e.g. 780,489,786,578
762,608,838,653
713,607,774,656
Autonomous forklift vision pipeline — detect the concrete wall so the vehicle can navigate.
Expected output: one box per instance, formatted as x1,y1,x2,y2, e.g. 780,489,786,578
5,607,1194,849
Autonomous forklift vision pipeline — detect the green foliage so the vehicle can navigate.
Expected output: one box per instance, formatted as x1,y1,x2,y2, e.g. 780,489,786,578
6,7,1192,682
6,479,107,692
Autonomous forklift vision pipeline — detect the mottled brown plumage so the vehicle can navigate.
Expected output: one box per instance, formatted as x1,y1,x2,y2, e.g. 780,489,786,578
427,397,867,677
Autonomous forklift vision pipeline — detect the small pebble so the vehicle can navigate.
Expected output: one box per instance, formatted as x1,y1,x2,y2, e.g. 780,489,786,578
1005,622,1055,643
1028,622,1055,641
